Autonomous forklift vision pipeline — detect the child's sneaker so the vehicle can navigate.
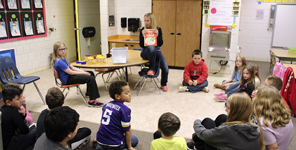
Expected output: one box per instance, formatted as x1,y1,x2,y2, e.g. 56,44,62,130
147,70,155,76
88,100,104,108
214,92,224,97
161,86,168,92
214,93,228,101
201,86,209,93
179,86,189,92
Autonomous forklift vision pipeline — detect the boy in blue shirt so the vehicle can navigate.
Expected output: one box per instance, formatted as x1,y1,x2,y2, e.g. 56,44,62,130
94,81,138,150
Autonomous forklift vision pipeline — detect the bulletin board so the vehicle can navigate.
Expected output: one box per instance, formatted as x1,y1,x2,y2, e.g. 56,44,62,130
203,0,240,28
0,0,46,43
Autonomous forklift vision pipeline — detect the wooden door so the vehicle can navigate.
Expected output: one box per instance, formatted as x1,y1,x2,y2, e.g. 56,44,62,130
153,0,176,66
175,0,202,67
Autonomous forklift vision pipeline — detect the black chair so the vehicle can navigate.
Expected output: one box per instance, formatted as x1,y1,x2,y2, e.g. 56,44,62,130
134,61,161,96
0,56,45,104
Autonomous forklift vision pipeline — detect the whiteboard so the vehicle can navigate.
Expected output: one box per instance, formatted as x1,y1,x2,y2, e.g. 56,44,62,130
272,4,296,48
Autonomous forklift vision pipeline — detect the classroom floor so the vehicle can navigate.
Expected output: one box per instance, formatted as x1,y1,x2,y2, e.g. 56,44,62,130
23,61,296,149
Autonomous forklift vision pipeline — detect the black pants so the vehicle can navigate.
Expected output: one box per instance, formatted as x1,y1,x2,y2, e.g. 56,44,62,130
5,126,36,150
67,71,100,100
192,114,227,150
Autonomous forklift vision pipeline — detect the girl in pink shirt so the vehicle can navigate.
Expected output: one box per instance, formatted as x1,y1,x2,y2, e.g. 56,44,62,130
253,86,293,150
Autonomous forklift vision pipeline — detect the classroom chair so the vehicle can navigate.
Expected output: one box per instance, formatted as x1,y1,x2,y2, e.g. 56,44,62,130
95,68,121,91
134,61,161,96
0,56,45,104
53,69,88,105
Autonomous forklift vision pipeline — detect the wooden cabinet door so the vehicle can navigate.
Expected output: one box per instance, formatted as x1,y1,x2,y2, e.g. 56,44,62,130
153,0,202,67
153,0,176,66
175,0,202,67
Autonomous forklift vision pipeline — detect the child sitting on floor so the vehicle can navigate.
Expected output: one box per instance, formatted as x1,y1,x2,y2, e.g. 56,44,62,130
253,86,293,150
179,50,209,93
214,56,246,90
34,106,80,150
36,87,91,149
214,65,255,101
93,81,138,150
0,83,36,150
150,112,187,150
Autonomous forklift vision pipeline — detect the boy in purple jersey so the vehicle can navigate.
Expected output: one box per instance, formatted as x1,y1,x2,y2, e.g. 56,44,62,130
93,81,138,150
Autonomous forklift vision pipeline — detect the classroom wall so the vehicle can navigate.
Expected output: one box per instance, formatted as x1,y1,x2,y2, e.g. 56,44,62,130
202,0,241,73
239,0,275,61
100,0,151,56
0,0,76,75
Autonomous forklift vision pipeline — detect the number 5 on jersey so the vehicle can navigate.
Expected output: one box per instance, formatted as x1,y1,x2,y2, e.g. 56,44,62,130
101,109,112,125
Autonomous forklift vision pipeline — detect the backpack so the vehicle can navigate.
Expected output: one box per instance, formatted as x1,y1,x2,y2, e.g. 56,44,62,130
273,62,286,80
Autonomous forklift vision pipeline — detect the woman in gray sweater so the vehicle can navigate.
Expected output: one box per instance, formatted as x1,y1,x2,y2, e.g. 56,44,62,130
190,93,265,150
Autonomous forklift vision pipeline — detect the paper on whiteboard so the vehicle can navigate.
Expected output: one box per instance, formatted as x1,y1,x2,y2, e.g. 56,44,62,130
208,0,233,26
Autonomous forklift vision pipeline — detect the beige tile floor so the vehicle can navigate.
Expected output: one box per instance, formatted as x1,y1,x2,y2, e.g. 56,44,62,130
24,66,232,139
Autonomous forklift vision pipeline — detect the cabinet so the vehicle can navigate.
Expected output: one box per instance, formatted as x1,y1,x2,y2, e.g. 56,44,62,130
153,0,202,67
109,42,141,51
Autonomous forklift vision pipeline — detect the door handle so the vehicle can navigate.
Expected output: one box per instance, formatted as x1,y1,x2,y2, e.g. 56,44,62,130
130,45,134,47
125,44,129,46
177,33,181,35
170,33,174,35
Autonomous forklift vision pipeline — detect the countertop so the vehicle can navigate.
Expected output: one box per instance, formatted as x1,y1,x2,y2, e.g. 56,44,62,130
108,35,139,43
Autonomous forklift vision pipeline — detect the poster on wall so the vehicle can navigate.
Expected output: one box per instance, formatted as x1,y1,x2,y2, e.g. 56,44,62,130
7,13,21,37
7,0,18,9
208,0,233,26
34,12,45,34
34,0,43,9
0,13,7,38
0,0,3,9
21,0,31,9
21,12,33,36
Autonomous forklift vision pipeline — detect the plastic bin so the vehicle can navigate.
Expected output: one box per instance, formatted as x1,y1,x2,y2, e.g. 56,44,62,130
111,47,128,64
288,47,296,54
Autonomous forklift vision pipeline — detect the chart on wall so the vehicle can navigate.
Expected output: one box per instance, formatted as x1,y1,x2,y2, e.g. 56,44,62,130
0,0,46,43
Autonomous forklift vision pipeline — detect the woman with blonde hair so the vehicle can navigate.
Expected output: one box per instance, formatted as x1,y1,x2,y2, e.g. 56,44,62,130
253,86,293,150
139,13,169,92
189,93,265,150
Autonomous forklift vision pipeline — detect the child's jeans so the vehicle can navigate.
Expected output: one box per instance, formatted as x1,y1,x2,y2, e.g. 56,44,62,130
182,80,208,93
95,135,138,150
225,82,240,97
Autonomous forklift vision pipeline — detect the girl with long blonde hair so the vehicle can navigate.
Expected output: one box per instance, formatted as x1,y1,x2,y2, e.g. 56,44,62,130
253,86,293,150
139,13,169,92
52,41,103,107
189,93,265,150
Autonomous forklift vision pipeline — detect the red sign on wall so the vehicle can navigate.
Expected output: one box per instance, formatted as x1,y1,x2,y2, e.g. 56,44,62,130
210,26,228,31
